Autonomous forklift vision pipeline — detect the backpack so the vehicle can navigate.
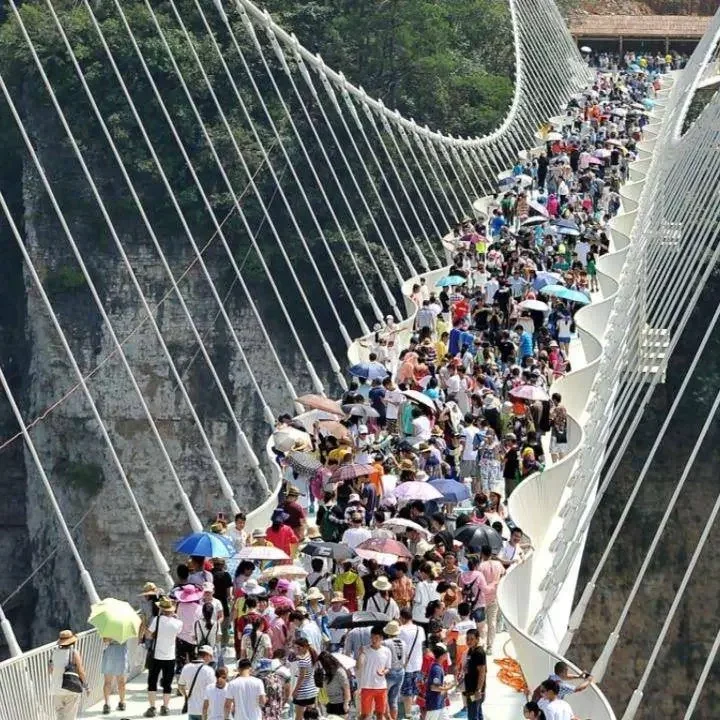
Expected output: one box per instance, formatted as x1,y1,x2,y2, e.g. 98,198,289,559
318,505,341,543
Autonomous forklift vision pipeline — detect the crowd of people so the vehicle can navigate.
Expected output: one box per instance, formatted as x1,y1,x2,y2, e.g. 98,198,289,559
49,58,663,720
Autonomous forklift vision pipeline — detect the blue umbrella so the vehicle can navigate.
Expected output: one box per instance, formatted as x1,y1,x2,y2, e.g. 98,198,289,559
175,531,235,558
556,226,581,237
349,362,389,381
541,284,591,305
552,218,579,231
435,275,466,288
642,98,655,109
428,478,471,504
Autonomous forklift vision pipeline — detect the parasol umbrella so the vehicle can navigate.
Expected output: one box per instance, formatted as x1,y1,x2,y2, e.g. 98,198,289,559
401,389,437,412
381,517,434,538
611,107,627,117
509,384,550,402
288,450,323,475
259,565,308,581
552,218,579,231
273,427,312,453
520,216,548,228
391,481,444,502
88,599,141,644
605,138,625,147
301,541,356,561
317,419,350,440
331,463,376,482
534,271,563,291
529,200,549,217
356,537,412,559
499,173,533,188
329,611,390,629
519,299,549,313
342,403,380,419
580,45,592,53
295,394,344,416
454,524,504,554
428,478,471,504
435,275,467,288
643,98,655,109
588,156,605,165
237,545,290,561
541,284,590,304
545,131,564,142
349,362,390,381
594,148,611,159
175,531,234,558
555,226,581,237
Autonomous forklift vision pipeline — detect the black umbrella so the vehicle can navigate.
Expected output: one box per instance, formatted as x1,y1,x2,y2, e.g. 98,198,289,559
328,611,390,629
300,542,355,561
454,524,504,555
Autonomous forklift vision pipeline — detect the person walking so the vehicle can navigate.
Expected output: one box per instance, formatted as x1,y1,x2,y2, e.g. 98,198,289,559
178,645,216,720
202,667,229,720
225,658,266,720
356,627,392,720
144,597,184,717
49,629,86,720
382,620,407,720
100,638,129,714
461,629,487,720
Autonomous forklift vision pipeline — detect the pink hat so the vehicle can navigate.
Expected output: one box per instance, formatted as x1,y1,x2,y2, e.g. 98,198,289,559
175,585,203,603
276,579,291,592
270,595,295,610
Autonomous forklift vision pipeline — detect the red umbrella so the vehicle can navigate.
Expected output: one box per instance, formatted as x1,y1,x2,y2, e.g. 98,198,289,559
331,463,375,482
356,537,412,559
509,384,549,402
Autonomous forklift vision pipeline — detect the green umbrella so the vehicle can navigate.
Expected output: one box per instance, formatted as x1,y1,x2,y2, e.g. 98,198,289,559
88,598,141,644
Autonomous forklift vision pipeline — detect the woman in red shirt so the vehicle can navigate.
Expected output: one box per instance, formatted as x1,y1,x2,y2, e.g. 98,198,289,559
265,509,298,561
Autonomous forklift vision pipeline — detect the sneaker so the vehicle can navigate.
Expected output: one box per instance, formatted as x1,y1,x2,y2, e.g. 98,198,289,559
143,709,157,718
160,707,169,716
102,705,110,715
118,702,126,711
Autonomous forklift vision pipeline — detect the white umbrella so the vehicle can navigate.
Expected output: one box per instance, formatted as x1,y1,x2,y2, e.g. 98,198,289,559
273,427,312,453
605,138,625,147
392,481,444,501
611,107,627,117
520,216,549,228
580,45,592,53
381,517,434,538
545,131,564,141
529,200,549,217
402,389,436,412
519,299,549,312
594,148,611,159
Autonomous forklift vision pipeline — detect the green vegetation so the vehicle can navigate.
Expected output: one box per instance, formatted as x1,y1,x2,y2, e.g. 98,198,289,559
44,265,86,296
55,459,105,493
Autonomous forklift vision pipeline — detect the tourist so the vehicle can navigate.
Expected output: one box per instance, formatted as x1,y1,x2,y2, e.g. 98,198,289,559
49,629,86,720
178,645,215,720
357,627,392,720
225,658,266,720
144,597,183,717
202,667,229,720
100,638,128,714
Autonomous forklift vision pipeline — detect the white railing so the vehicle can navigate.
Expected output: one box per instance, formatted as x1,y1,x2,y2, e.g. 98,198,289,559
0,631,145,720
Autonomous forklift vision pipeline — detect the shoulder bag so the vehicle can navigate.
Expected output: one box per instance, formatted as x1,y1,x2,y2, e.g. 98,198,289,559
61,649,83,694
181,663,205,714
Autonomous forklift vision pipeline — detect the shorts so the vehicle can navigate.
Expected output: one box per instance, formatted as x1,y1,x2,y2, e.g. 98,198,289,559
360,688,388,716
426,709,450,720
471,607,486,623
293,696,317,707
401,670,422,697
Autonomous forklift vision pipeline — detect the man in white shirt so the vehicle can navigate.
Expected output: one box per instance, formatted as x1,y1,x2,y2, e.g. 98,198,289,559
225,659,266,720
538,679,574,720
202,667,229,720
460,417,480,479
341,512,372,550
357,627,392,720
497,527,525,568
144,598,185,717
178,646,215,720
226,512,248,552
398,608,426,717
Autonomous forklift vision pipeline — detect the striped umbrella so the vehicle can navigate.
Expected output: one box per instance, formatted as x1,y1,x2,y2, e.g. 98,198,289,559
331,463,375,482
288,450,322,475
